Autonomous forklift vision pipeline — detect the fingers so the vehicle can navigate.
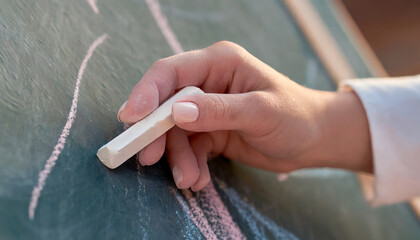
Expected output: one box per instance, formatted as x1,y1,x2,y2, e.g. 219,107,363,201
117,79,161,124
166,127,200,189
137,129,215,191
166,130,225,191
137,134,166,166
190,133,214,191
172,92,262,133
118,41,247,124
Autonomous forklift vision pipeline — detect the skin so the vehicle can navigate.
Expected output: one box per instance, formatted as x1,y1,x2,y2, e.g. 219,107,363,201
118,41,373,191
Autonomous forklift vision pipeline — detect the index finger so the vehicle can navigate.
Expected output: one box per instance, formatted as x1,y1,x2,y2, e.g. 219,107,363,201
118,41,244,124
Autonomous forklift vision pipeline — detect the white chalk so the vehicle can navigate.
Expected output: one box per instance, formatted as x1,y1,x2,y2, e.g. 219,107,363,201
97,86,204,169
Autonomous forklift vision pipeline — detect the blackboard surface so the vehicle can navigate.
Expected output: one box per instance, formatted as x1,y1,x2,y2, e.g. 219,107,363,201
0,0,419,239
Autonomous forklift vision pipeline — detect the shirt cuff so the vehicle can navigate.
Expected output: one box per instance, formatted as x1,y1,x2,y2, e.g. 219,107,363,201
339,75,420,206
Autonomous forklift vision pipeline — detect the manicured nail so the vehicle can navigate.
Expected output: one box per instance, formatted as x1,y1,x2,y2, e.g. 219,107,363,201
136,150,145,166
172,102,199,124
277,173,289,182
172,166,183,187
117,100,128,122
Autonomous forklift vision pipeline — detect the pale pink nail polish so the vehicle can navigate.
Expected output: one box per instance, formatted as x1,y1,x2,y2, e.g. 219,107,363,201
137,150,145,166
117,100,128,122
172,166,183,187
172,102,199,123
277,173,289,182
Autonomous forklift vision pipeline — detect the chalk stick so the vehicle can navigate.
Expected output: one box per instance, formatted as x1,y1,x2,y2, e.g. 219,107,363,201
97,86,204,169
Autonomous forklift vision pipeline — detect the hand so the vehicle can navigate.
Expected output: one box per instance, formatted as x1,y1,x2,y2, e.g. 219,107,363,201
117,41,372,191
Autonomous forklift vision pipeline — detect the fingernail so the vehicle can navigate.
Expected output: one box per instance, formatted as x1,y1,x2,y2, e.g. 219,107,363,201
277,173,289,182
172,166,183,187
172,102,199,124
117,101,128,122
137,150,145,166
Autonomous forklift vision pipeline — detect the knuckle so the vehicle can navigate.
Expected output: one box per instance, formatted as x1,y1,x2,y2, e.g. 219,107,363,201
210,40,239,49
208,95,227,122
252,91,272,109
247,91,280,133
208,41,246,61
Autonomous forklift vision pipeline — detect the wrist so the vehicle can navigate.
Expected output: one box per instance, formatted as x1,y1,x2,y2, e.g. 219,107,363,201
308,89,373,172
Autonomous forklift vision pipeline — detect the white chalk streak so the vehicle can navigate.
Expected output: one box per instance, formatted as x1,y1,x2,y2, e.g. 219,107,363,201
87,0,99,14
145,0,184,54
28,34,107,220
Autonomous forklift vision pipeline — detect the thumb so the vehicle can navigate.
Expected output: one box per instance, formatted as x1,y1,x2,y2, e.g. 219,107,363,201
172,92,259,132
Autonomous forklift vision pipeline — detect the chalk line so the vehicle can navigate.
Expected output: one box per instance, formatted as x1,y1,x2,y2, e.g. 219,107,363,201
145,0,184,54
198,182,245,240
214,181,263,238
87,0,99,14
173,183,244,239
215,178,299,240
176,190,218,240
28,34,107,220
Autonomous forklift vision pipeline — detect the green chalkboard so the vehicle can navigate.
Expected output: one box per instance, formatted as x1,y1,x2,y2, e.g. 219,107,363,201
0,0,419,239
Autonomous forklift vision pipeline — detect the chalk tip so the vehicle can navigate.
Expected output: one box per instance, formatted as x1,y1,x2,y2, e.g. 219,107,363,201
97,146,119,169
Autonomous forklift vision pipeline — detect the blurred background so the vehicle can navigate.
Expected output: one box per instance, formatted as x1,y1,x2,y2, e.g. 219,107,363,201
341,0,420,76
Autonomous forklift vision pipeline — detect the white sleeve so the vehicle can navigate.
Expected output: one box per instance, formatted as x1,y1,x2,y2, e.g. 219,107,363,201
340,75,420,206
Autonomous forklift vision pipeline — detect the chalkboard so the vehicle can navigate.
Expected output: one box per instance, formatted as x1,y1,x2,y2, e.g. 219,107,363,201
1,0,419,239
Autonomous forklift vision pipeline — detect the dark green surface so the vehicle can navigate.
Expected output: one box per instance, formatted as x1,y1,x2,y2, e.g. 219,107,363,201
0,0,419,239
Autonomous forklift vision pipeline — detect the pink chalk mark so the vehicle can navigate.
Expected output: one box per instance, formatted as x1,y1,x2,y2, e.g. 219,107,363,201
174,183,244,239
277,173,289,182
87,0,99,14
28,34,108,220
145,0,184,54
199,182,246,240
176,190,218,240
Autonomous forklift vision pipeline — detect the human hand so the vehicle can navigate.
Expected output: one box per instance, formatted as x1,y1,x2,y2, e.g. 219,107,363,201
117,41,372,191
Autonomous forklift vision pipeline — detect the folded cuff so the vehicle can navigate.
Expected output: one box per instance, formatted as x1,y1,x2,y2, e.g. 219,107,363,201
339,75,420,206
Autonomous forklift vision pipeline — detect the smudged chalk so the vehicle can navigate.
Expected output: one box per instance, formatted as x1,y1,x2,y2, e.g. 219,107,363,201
175,190,218,240
215,178,299,240
174,183,245,239
198,182,245,239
